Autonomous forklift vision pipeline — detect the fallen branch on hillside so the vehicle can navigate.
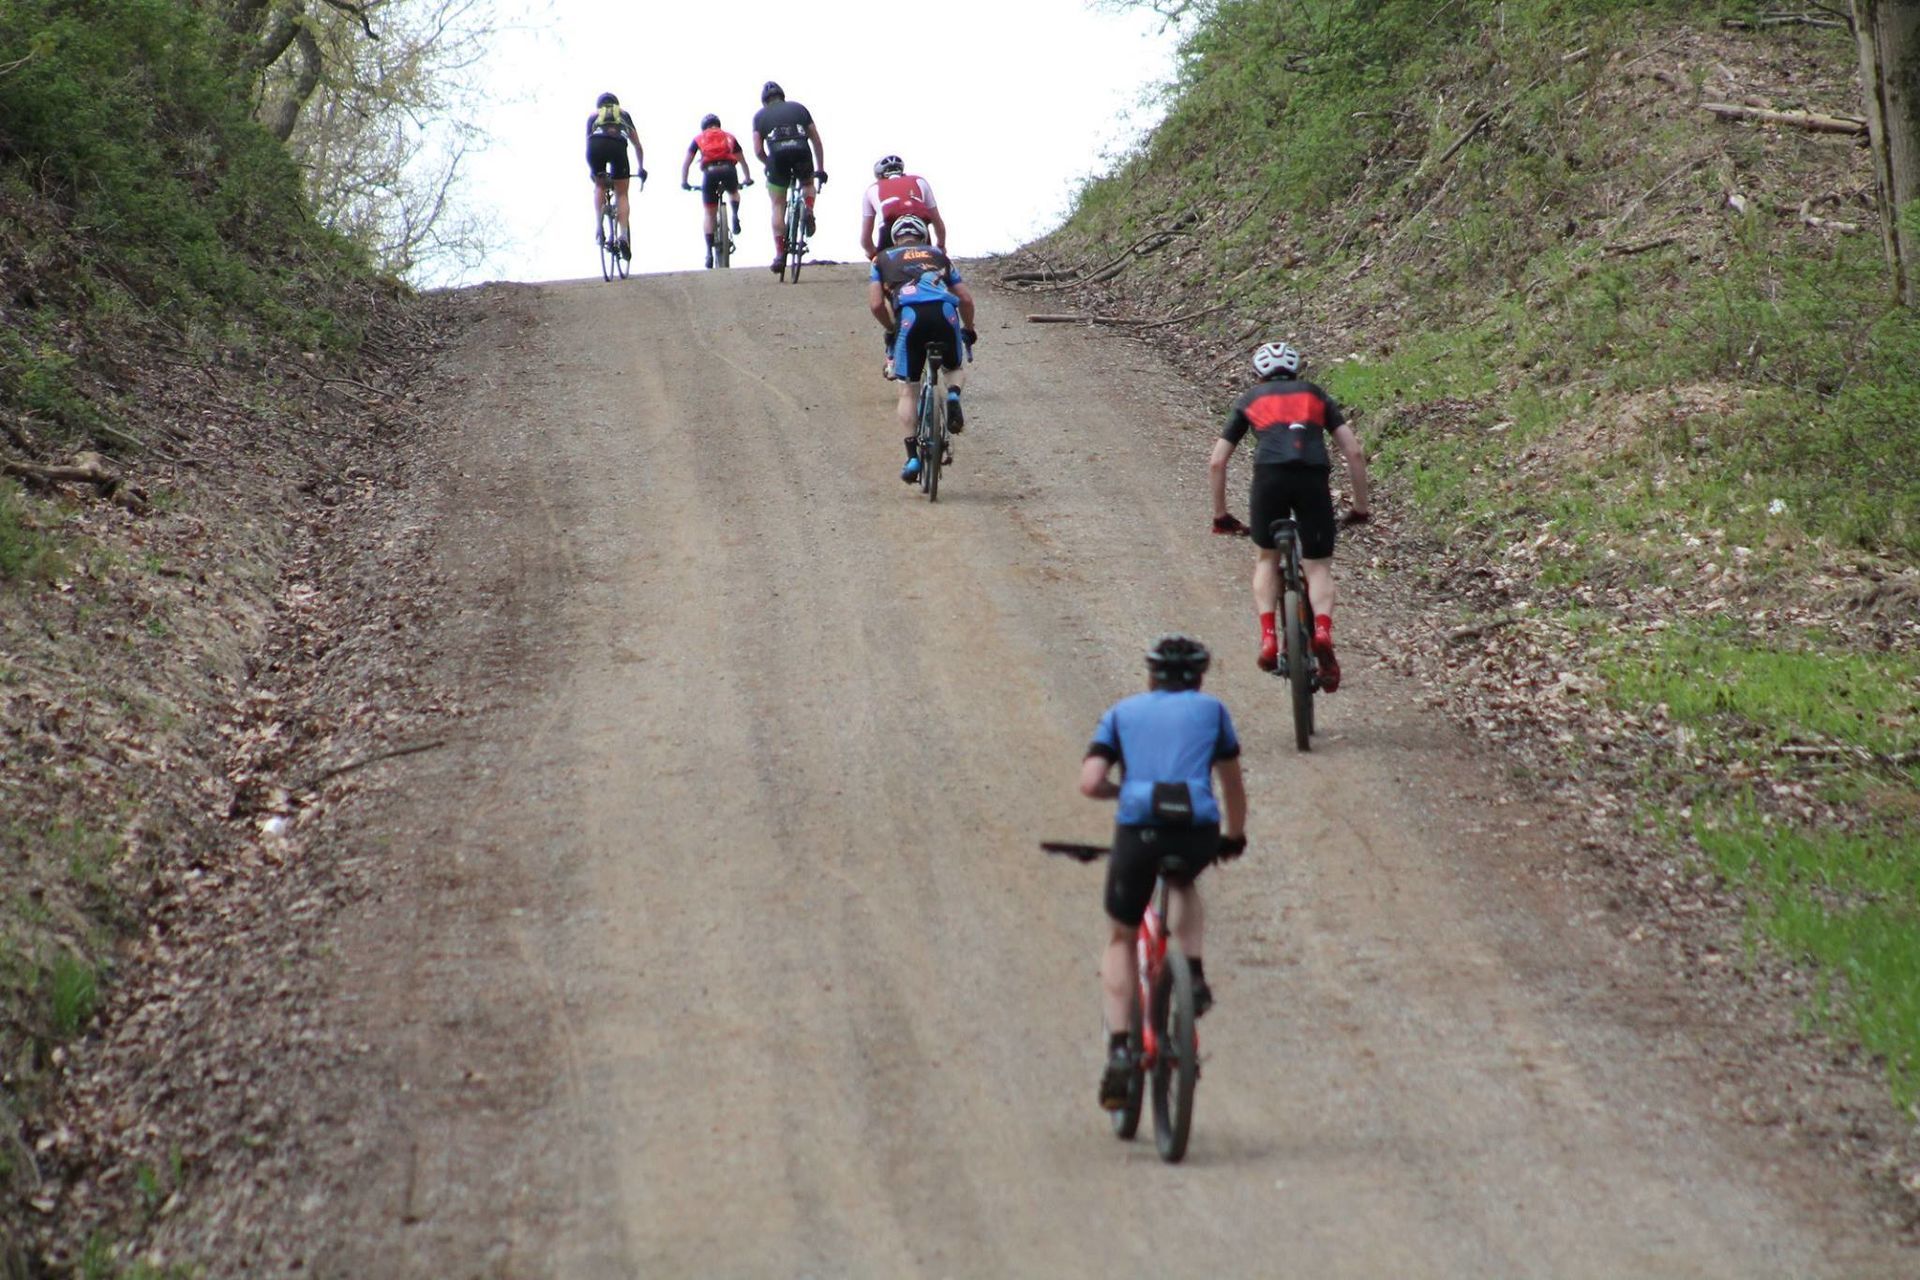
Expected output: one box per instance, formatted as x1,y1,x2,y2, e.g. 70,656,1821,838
2,451,149,514
1026,302,1233,330
1002,212,1201,287
296,738,447,791
1722,12,1848,32
1603,234,1682,257
1700,101,1867,137
1445,616,1521,646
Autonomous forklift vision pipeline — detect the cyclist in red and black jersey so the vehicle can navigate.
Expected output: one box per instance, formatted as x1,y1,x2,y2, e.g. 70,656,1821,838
679,113,754,269
859,155,947,260
1209,342,1371,690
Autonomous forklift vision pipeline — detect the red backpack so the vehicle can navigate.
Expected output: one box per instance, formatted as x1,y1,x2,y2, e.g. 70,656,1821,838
695,128,737,164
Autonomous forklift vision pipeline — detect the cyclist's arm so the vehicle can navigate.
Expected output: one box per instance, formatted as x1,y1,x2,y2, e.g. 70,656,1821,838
1078,753,1120,800
952,280,977,330
1214,757,1246,838
680,143,696,188
1332,422,1371,515
1208,437,1238,520
867,280,894,329
752,131,769,166
806,123,825,171
859,201,878,260
929,208,948,250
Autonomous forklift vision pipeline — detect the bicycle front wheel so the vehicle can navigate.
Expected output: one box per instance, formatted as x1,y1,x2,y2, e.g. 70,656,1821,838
1151,948,1199,1163
1284,586,1313,752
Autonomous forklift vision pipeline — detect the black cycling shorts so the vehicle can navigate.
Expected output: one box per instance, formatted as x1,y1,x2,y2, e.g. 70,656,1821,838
1250,463,1336,558
895,301,964,382
1106,823,1219,927
701,164,740,205
587,133,630,182
765,146,814,189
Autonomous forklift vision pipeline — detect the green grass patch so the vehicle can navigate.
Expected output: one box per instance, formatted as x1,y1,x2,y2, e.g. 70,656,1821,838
47,949,99,1038
0,479,65,582
1698,806,1920,1102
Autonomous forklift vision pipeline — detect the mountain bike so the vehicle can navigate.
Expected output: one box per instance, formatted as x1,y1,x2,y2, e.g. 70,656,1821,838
1042,840,1203,1163
692,184,734,268
912,342,951,501
595,177,631,281
1269,517,1318,751
779,171,822,283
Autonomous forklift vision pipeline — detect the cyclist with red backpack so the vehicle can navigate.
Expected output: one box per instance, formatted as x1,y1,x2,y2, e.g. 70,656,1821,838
679,113,755,269
859,155,947,261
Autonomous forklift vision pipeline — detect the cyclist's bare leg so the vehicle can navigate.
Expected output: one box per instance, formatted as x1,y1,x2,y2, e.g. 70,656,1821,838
1304,556,1334,619
612,177,632,242
1101,920,1136,1034
895,383,916,430
702,204,718,238
1168,883,1204,965
1253,548,1281,613
767,183,786,248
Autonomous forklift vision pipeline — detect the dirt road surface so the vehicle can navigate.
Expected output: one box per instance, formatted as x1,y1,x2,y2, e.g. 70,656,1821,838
296,266,1914,1278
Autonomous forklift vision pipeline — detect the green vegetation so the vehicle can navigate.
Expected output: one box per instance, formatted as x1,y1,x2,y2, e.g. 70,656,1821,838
0,478,64,581
1059,0,1920,1101
0,0,371,446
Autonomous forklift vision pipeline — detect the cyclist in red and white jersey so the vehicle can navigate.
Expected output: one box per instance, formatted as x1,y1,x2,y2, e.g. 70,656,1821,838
859,155,947,260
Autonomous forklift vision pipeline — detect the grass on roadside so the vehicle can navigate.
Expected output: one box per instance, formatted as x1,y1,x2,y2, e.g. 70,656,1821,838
1605,627,1920,1101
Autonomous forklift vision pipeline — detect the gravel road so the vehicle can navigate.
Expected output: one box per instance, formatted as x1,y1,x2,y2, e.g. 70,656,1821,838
297,265,1912,1279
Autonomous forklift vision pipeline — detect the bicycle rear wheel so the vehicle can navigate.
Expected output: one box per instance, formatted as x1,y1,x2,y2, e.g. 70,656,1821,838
1284,586,1312,752
1111,981,1144,1140
1151,948,1198,1162
598,205,615,282
784,197,804,282
714,217,732,269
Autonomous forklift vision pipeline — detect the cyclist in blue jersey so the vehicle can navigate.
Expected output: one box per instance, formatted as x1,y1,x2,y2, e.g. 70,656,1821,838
1078,634,1247,1110
868,215,978,482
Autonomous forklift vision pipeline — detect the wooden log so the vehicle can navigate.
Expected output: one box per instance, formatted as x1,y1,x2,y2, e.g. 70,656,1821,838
1700,101,1868,136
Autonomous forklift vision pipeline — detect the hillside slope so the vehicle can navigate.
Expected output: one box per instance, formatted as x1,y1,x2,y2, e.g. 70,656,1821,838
1022,0,1920,1200
2,4,425,1271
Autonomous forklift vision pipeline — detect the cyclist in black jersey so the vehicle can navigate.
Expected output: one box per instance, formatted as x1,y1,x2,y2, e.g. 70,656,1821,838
585,92,646,258
1209,342,1371,690
750,81,827,276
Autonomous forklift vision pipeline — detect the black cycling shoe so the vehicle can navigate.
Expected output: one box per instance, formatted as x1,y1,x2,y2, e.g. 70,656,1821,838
946,391,964,433
803,209,816,236
1099,1046,1134,1111
1192,976,1215,1019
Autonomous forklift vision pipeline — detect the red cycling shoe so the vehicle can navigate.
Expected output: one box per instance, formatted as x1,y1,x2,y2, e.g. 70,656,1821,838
1257,632,1280,673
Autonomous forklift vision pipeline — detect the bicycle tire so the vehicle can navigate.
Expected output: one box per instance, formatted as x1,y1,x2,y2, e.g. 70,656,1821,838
1151,949,1198,1162
715,217,731,269
1284,586,1312,752
925,385,943,501
783,195,804,283
598,206,615,282
1112,981,1145,1140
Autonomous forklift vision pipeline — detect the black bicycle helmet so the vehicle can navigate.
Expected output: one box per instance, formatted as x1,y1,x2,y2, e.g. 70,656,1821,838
701,113,721,129
761,81,784,103
596,92,619,108
874,154,904,178
1145,634,1211,689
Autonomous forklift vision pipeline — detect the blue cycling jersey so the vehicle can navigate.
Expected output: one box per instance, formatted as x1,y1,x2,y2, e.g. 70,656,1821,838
870,244,964,307
1088,689,1240,827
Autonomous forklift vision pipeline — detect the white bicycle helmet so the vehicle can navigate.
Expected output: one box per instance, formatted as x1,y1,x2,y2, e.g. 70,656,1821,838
1252,342,1302,379
874,154,905,178
890,214,929,242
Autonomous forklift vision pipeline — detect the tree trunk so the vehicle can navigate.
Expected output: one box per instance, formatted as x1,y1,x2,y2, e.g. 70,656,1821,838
1852,0,1920,306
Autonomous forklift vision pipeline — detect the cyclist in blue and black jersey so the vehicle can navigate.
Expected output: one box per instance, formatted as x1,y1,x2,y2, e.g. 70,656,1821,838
1078,634,1248,1111
868,215,978,482
1209,341,1371,690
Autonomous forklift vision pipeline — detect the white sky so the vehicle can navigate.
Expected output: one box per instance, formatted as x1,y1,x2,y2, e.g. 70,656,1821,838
452,1,1180,283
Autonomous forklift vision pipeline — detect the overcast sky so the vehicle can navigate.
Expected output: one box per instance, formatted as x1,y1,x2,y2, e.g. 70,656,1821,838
451,1,1181,283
